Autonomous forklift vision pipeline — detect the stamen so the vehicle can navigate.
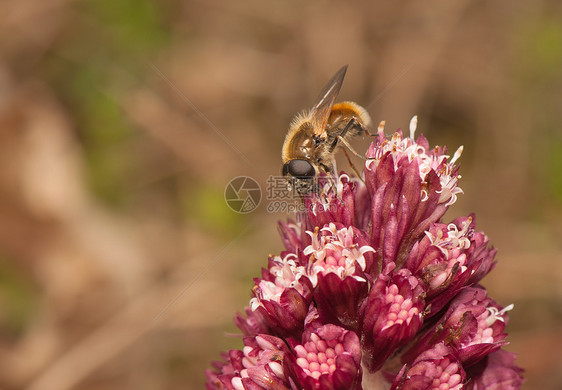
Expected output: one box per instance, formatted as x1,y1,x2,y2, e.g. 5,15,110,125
450,145,464,165
409,115,418,139
377,120,386,135
486,304,514,326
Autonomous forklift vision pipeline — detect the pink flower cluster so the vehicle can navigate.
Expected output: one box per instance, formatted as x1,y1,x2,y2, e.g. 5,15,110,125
207,119,523,389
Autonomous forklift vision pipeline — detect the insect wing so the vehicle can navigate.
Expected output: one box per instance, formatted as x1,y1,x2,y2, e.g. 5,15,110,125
309,65,348,137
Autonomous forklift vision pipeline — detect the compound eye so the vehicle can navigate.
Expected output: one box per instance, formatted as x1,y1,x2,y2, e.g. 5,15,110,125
283,159,316,179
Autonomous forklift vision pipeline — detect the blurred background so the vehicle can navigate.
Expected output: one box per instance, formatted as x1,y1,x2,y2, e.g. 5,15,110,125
0,1,561,389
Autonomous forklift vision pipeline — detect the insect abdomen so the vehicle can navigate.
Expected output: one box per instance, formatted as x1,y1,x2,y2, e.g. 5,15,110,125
329,101,372,129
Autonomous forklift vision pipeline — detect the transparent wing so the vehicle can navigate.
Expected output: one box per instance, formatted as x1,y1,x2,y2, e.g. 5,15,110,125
310,65,347,137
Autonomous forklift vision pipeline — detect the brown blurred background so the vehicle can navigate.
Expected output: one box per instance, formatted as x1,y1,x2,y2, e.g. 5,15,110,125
0,1,561,389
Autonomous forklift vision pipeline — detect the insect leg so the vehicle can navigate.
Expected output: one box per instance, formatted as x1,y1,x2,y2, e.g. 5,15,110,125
341,147,365,184
329,117,374,151
317,158,344,204
336,135,367,159
328,118,357,152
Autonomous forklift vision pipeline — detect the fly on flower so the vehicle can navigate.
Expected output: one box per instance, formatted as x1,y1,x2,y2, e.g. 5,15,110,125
208,115,524,389
281,65,372,195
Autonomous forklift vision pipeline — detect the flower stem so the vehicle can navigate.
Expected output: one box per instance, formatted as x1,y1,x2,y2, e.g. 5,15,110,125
361,363,390,390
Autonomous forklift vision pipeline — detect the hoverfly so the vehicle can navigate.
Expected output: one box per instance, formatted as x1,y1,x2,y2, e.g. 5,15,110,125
281,65,372,194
